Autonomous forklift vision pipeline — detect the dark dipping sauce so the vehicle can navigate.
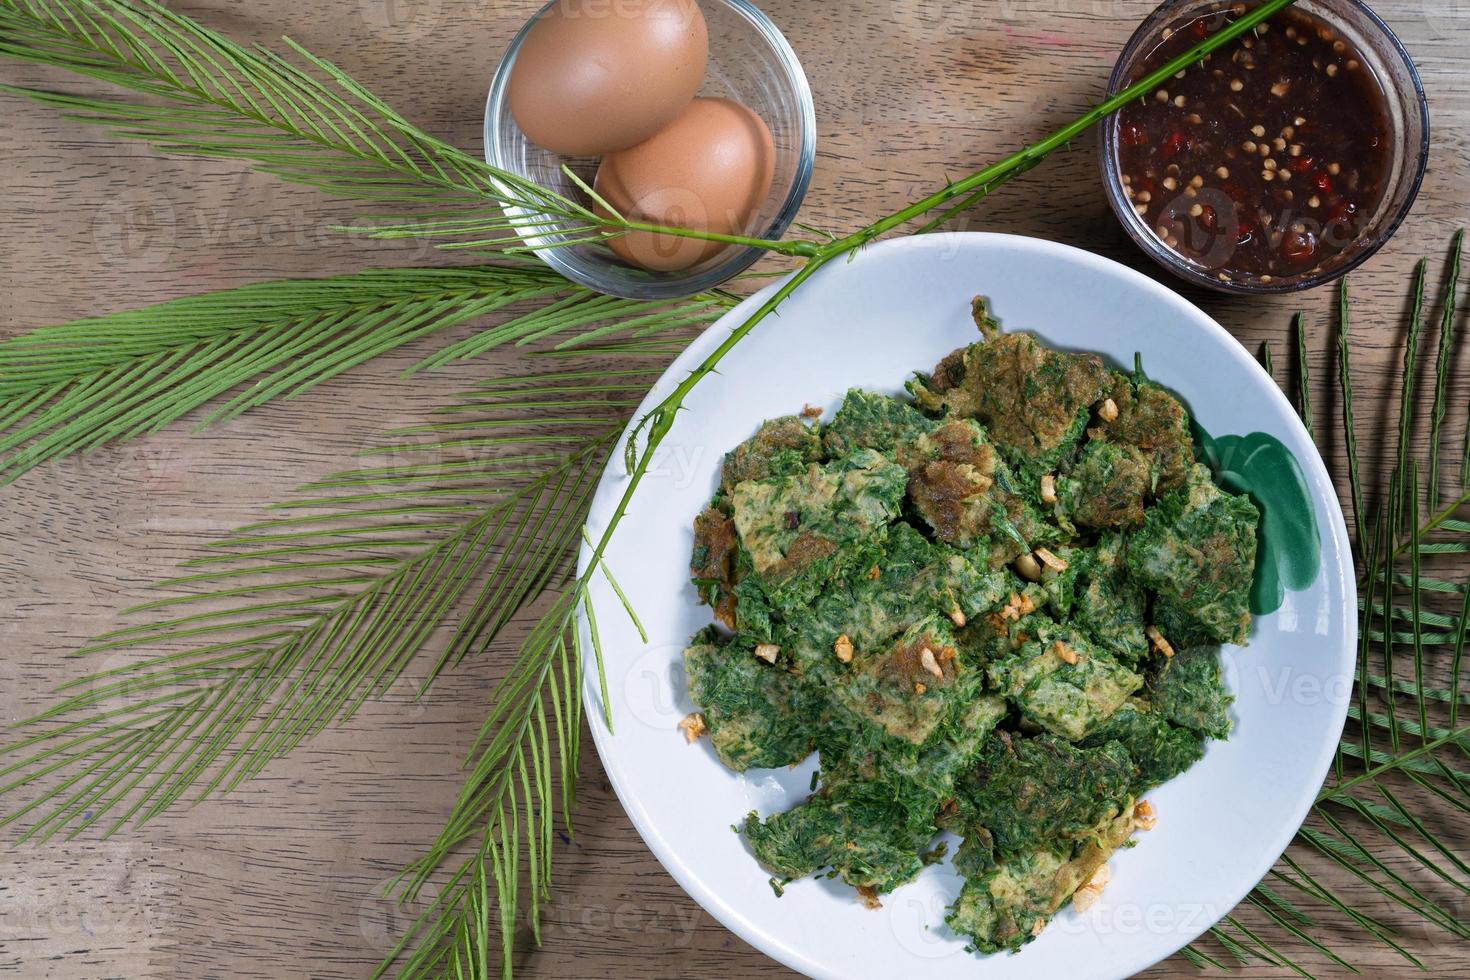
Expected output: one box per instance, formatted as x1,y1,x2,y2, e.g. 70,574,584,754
1115,3,1391,286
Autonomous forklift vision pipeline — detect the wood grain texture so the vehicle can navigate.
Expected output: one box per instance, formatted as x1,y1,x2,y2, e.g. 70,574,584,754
2,1,1468,977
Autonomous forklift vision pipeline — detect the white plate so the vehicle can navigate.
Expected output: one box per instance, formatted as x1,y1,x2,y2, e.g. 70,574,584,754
576,233,1355,980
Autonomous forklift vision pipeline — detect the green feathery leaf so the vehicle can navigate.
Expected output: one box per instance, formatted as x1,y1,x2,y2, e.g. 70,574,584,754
0,365,654,840
1294,312,1313,440
0,264,730,485
0,0,522,205
1427,230,1463,508
1337,278,1365,536
1391,260,1426,531
0,0,785,258
378,592,581,980
1239,235,1470,975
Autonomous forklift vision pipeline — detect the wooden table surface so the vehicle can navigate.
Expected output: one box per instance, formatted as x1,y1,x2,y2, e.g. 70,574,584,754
2,1,1467,977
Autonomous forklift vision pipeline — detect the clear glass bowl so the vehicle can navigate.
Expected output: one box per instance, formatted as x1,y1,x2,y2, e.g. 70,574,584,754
484,0,816,300
1098,0,1428,294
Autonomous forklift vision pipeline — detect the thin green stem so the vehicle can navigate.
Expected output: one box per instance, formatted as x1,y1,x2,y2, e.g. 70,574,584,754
1320,723,1470,803
1427,230,1463,508
501,0,1292,263
584,257,829,584
603,217,811,257
1376,488,1470,574
1294,312,1313,439
1339,278,1365,537
816,0,1294,247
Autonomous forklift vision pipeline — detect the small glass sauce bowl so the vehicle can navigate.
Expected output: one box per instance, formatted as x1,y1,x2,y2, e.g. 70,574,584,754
1099,0,1428,294
485,0,816,300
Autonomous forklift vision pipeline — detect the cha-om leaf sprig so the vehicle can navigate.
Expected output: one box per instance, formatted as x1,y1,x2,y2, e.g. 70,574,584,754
0,364,662,841
1193,234,1470,976
0,262,734,485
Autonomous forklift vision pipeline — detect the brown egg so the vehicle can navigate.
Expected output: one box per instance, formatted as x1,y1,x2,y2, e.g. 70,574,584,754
508,0,708,156
594,97,775,272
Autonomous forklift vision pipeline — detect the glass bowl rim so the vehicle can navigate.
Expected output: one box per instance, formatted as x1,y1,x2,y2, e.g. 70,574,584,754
1097,0,1429,295
483,0,817,300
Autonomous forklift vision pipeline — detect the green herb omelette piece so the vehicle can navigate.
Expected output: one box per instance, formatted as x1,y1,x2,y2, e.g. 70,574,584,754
1126,464,1259,646
763,688,1007,898
951,829,997,878
827,616,972,745
759,536,909,671
1147,646,1234,739
684,630,815,771
821,691,1008,816
920,544,1013,625
845,521,1010,636
1071,533,1149,661
986,628,1143,741
821,388,937,463
741,776,939,894
774,524,1009,681
946,804,1137,954
907,302,1109,478
1058,440,1151,529
822,393,1060,564
732,534,885,643
946,843,1070,953
690,505,740,628
720,415,825,493
957,733,1134,855
1081,700,1207,793
1037,544,1090,618
901,418,1063,565
731,448,907,582
1097,371,1197,494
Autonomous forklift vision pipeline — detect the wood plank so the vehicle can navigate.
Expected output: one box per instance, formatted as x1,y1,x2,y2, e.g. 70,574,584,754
2,1,1466,977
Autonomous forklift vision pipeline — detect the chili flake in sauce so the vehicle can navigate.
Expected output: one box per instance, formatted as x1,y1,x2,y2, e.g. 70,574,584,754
1115,3,1391,285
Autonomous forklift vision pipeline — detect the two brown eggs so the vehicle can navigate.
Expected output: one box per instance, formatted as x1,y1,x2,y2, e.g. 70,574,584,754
508,0,775,271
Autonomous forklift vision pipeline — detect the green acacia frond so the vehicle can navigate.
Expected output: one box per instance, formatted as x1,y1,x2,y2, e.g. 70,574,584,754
0,366,652,840
411,291,732,372
1333,738,1470,787
380,523,643,980
1451,580,1469,733
1293,313,1313,440
1409,467,1430,741
1228,234,1470,975
1180,943,1229,971
1362,668,1470,707
1343,707,1470,754
1245,890,1359,975
1427,231,1463,508
1270,856,1417,966
1336,278,1365,535
0,0,569,210
1207,916,1302,973
1389,260,1427,533
0,265,728,484
0,0,804,260
380,595,581,980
